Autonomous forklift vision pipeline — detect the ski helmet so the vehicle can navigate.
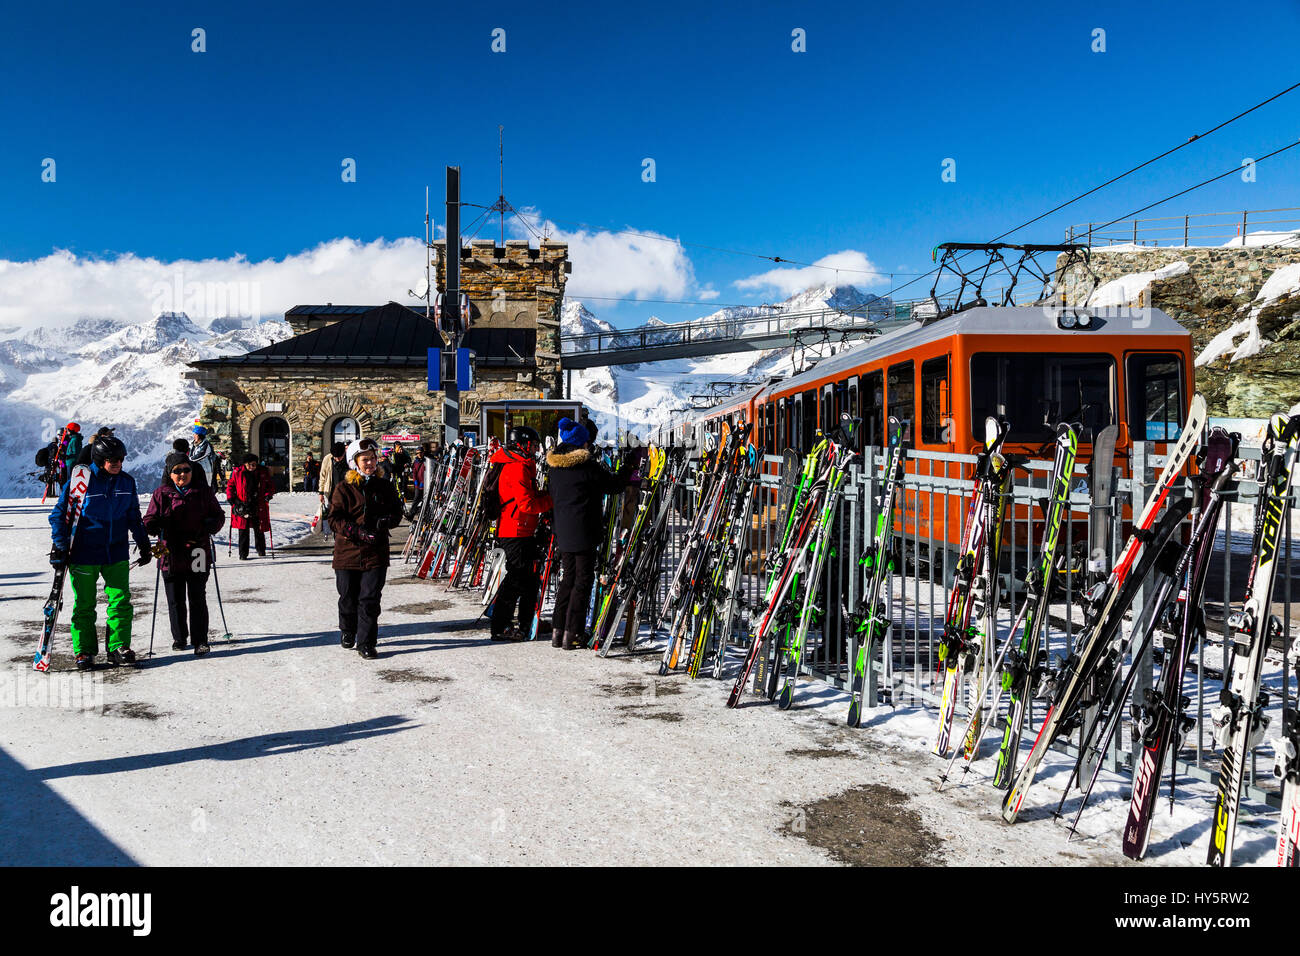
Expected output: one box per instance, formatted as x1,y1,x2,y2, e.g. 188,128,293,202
66,422,80,433
507,425,541,452
90,435,127,464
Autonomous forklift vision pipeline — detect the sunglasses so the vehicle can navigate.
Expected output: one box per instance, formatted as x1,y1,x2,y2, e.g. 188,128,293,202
171,467,192,474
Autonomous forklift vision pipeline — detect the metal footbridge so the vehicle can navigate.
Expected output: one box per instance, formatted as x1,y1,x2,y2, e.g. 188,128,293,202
560,304,911,369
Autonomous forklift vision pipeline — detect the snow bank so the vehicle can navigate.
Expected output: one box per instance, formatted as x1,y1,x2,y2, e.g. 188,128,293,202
1195,263,1300,367
1087,261,1189,307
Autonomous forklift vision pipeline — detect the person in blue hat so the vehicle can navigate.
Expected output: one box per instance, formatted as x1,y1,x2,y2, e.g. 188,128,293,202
544,417,631,649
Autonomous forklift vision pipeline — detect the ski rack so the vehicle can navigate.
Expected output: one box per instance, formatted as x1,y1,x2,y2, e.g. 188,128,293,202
922,242,1097,322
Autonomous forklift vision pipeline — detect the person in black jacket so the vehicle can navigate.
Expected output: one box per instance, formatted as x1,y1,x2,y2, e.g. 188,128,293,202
545,417,631,649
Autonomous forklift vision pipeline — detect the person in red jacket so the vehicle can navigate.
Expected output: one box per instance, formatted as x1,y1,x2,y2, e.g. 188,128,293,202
226,454,275,559
488,426,552,641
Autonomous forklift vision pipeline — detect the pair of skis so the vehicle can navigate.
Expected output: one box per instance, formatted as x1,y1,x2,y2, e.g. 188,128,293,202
1207,412,1300,866
35,464,93,672
933,417,1014,757
844,417,907,727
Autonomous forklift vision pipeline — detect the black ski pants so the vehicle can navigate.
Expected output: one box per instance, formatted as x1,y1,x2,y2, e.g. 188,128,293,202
336,567,387,650
490,536,539,636
552,550,597,638
238,527,266,559
163,571,210,646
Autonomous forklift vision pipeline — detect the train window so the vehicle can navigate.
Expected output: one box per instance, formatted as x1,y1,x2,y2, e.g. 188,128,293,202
971,352,1115,443
1126,353,1184,441
792,393,803,452
777,398,788,453
822,384,834,436
764,403,775,455
921,356,950,445
887,361,915,446
802,389,818,452
861,370,884,448
847,377,859,420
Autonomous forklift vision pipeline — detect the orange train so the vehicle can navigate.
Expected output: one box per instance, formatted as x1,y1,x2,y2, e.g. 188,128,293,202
659,305,1195,548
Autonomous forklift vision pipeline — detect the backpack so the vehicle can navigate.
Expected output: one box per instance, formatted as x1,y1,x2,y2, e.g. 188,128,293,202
35,444,51,467
481,462,504,521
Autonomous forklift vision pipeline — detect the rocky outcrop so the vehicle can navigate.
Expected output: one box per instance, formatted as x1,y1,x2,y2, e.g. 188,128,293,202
1057,246,1300,417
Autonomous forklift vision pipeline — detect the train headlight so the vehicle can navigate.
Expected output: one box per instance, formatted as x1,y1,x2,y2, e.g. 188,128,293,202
1058,312,1078,329
1075,312,1093,328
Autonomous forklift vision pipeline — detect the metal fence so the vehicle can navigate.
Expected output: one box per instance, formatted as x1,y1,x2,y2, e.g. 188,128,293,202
639,441,1293,810
1064,207,1300,249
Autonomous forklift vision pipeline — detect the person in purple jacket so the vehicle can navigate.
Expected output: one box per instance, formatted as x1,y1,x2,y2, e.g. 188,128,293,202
143,459,226,655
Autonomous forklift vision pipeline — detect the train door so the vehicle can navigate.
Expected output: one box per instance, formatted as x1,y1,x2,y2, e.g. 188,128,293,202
802,389,818,452
861,370,884,449
921,355,952,448
887,361,915,447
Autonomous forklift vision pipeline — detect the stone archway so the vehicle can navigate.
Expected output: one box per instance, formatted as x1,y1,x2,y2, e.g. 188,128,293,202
313,397,376,456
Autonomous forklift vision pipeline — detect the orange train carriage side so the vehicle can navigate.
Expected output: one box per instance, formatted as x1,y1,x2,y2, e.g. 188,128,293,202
667,305,1194,550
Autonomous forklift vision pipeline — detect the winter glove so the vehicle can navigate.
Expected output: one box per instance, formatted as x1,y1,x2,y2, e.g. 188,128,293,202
136,546,152,567
344,523,376,545
375,514,398,533
49,547,68,570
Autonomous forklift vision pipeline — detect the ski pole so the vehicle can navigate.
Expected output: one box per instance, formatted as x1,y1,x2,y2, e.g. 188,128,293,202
148,560,160,659
269,526,275,559
227,525,232,558
210,537,232,641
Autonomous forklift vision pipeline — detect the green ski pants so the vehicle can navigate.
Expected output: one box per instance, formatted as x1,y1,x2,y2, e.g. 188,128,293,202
68,560,134,656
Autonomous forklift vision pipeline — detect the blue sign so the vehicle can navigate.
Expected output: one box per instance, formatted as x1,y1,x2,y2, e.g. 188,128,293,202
428,347,476,391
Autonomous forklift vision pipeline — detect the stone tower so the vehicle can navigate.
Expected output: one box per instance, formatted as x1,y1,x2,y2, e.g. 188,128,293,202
432,238,570,399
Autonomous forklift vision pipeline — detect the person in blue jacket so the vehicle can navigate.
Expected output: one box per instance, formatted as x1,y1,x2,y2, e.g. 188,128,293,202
48,434,152,670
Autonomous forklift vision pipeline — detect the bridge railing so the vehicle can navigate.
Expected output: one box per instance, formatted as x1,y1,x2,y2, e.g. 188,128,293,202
561,305,891,355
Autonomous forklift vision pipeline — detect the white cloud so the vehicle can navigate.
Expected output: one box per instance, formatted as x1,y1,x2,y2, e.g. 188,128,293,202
696,286,721,301
733,249,888,296
510,208,696,300
0,237,428,331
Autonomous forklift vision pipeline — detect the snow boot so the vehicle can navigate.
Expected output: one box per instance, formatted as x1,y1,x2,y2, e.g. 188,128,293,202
552,629,564,649
107,649,136,667
358,644,377,660
75,654,94,671
564,631,587,651
172,639,188,651
194,642,210,657
340,632,355,649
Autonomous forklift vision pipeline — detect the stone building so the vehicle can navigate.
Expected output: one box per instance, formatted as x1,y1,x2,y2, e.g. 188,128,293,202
186,239,571,490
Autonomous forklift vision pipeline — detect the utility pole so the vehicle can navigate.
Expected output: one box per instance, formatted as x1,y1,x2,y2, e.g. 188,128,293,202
443,166,461,444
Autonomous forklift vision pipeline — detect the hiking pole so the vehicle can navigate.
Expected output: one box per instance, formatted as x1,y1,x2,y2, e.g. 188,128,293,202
269,526,275,559
148,556,161,659
210,537,232,641
227,525,232,558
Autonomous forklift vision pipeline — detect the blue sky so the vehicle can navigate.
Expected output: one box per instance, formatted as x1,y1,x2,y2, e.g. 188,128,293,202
2,0,1298,327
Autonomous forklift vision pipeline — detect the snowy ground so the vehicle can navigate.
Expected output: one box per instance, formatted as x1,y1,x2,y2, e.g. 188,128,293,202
0,494,1281,866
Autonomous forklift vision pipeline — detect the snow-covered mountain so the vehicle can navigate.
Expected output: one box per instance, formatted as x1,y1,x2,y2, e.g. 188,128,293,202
566,283,891,442
1,313,292,496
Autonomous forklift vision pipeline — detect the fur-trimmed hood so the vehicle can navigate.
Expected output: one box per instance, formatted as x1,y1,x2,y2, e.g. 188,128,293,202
344,469,391,486
546,446,591,469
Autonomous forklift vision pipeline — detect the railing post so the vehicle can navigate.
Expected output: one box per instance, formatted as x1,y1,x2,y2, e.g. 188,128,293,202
1184,215,1189,247
1241,209,1249,245
1132,219,1138,245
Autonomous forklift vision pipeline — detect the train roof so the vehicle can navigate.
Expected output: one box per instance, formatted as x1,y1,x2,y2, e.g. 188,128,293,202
757,304,1190,399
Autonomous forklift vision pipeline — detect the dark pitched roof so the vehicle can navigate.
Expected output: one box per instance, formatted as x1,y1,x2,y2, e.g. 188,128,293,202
191,302,444,368
285,304,376,316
